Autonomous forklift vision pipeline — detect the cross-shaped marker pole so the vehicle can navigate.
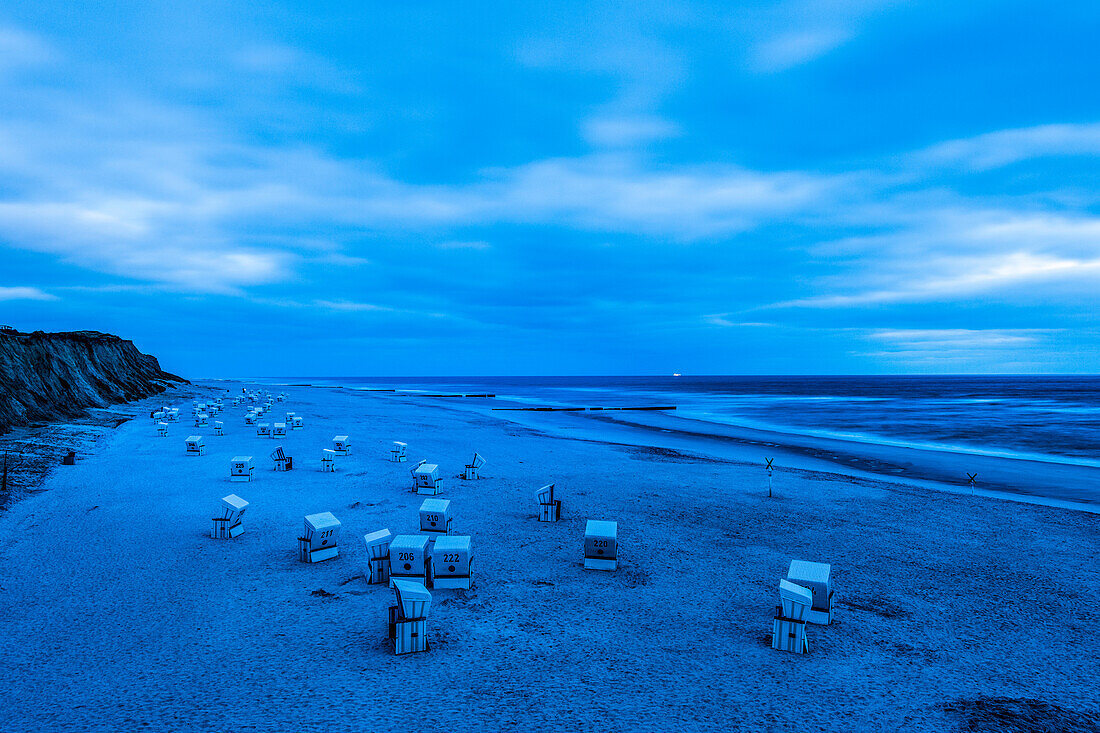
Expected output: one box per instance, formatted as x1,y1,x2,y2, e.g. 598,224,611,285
967,472,977,491
765,457,774,497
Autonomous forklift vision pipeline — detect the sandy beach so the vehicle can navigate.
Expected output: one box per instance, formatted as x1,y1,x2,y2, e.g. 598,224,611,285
1,382,1098,732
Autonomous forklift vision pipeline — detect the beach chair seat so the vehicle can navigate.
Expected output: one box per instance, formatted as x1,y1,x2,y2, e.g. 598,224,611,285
388,579,431,655
787,560,835,624
185,435,205,456
321,449,336,472
391,441,408,462
389,534,431,585
463,452,486,480
211,494,248,539
418,498,452,537
536,483,561,522
363,529,394,585
230,455,254,482
298,512,341,563
584,520,618,571
332,435,351,456
413,463,444,496
772,580,812,654
431,535,473,589
157,422,169,437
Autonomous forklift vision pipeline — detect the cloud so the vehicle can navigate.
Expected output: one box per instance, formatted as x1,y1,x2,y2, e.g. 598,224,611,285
437,240,491,250
0,26,55,73
0,286,56,301
752,28,851,72
913,123,1100,170
313,300,393,312
582,115,680,148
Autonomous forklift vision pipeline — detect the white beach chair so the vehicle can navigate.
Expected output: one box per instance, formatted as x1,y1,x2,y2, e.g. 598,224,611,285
431,535,473,590
272,422,287,438
389,534,431,585
463,452,486,480
156,422,169,437
536,483,561,522
363,529,394,585
270,446,293,472
230,455,254,482
391,441,408,462
332,435,351,456
388,579,431,655
787,560,835,624
256,422,271,437
194,412,209,427
414,463,444,496
185,435,205,456
409,459,426,491
772,580,812,654
292,416,303,430
584,520,617,571
244,413,256,425
298,512,341,563
214,420,224,436
152,410,165,422
321,449,336,472
211,494,248,539
418,498,452,537
167,408,180,422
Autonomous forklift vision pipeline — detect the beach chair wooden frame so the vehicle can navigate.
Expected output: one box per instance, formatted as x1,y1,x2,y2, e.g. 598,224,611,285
299,512,341,563
772,580,812,653
584,520,618,571
536,483,561,522
363,529,394,585
230,456,254,482
463,452,486,480
413,464,444,496
430,535,473,590
211,494,248,539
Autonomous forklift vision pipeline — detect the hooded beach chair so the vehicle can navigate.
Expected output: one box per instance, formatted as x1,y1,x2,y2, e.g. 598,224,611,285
463,452,486,480
389,534,432,585
409,459,426,491
214,420,224,436
321,449,336,472
185,435,205,456
292,416,303,430
256,422,271,437
413,463,444,496
157,422,169,437
332,435,351,456
431,535,473,590
194,412,209,427
230,455,254,482
418,498,452,537
272,422,287,438
584,520,617,571
211,494,248,539
787,560,835,624
536,483,561,522
363,529,394,585
388,579,431,655
391,441,408,462
298,512,341,563
270,446,293,471
772,579,812,654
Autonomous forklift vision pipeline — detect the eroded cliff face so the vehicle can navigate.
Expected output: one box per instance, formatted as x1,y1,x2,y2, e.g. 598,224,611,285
0,330,186,434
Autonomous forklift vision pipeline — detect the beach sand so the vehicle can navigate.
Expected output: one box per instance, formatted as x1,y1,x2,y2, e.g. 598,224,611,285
0,383,1097,731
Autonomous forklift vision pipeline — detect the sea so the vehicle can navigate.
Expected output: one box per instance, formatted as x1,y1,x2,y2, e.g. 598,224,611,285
281,375,1100,468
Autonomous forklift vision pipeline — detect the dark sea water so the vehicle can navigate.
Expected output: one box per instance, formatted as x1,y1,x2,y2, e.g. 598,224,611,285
279,376,1100,467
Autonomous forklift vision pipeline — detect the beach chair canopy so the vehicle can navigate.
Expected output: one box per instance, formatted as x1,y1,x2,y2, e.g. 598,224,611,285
536,483,555,503
269,446,286,461
392,579,432,620
470,452,486,469
363,529,394,557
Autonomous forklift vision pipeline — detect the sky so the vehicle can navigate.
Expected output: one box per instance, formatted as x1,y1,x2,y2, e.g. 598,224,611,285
1,1,1099,376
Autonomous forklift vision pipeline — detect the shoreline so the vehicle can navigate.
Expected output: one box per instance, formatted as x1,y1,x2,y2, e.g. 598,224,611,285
361,389,1100,514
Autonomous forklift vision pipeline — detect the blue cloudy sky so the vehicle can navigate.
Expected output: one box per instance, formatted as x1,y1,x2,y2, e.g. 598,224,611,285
1,1,1098,376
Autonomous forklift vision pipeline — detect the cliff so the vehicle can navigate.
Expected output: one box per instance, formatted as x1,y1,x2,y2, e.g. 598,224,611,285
0,330,186,434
